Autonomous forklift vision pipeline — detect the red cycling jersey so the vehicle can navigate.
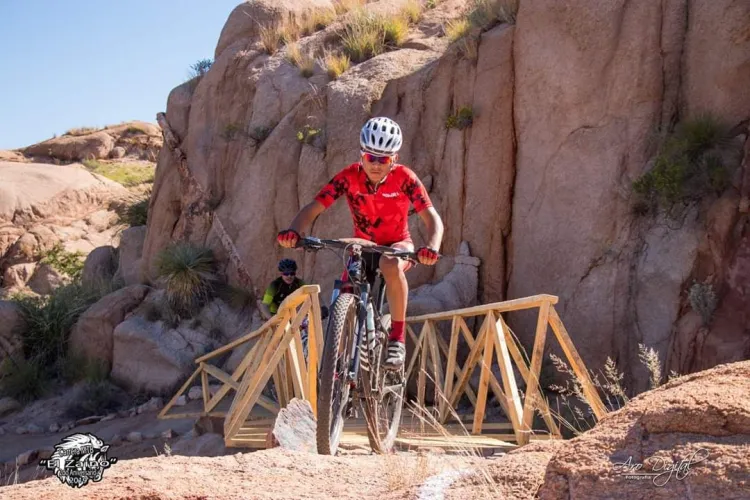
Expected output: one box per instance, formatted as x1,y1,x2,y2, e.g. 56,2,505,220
314,163,433,245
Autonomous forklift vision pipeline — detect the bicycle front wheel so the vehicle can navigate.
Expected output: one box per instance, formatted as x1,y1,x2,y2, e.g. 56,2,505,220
316,293,358,455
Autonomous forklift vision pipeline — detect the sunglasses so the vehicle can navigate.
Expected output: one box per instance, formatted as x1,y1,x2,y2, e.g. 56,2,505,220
362,152,393,165
282,272,296,277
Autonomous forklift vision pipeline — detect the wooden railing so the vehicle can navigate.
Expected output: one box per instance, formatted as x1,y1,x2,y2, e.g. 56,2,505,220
160,290,606,448
158,285,324,447
405,294,607,445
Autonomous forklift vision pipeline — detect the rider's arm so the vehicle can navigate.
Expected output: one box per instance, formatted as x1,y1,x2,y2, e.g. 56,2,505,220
418,207,444,252
259,284,277,320
259,302,273,321
288,200,326,234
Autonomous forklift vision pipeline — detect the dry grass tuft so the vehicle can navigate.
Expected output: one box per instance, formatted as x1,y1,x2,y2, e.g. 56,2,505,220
320,50,351,79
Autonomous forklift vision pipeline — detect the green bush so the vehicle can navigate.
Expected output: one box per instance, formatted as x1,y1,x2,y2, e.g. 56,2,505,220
632,114,741,216
190,58,213,78
155,242,218,319
445,106,474,130
40,243,85,280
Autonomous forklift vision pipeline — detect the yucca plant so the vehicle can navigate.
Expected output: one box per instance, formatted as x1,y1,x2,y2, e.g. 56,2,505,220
155,242,218,319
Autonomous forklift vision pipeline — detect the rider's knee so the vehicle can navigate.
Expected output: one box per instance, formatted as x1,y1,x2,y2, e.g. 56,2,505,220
379,255,400,275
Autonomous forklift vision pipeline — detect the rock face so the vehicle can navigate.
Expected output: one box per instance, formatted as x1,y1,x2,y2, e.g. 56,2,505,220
537,360,750,499
0,161,128,293
110,294,244,393
69,284,151,370
140,0,750,392
0,162,127,225
22,121,162,162
0,301,23,371
81,245,119,289
116,226,147,286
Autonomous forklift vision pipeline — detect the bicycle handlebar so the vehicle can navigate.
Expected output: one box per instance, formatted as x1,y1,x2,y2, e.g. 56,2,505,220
296,236,418,261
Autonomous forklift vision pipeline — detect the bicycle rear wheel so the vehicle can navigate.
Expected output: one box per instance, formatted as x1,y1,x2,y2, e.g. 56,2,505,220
360,314,405,454
316,293,358,455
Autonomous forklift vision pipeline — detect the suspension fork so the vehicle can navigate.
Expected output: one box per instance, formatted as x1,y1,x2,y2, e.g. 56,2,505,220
348,284,370,382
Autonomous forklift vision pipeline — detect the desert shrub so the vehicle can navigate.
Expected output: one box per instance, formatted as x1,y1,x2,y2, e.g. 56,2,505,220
189,58,213,78
40,243,85,281
445,106,474,130
155,242,219,319
632,114,742,218
688,280,718,326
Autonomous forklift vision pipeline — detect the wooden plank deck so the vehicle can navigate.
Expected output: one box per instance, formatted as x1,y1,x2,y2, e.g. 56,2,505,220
225,407,555,453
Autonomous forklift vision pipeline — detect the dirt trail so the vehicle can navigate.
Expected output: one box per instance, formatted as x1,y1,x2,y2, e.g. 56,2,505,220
1,448,496,500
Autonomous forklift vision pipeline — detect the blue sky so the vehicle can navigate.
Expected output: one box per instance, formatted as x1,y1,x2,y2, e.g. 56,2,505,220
0,0,241,149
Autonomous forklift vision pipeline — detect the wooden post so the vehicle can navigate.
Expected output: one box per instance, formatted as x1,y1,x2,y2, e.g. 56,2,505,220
490,314,524,443
548,306,607,418
441,317,461,419
472,313,496,434
517,301,550,445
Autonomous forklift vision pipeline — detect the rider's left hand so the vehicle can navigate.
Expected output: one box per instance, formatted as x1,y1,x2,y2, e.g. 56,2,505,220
417,247,440,266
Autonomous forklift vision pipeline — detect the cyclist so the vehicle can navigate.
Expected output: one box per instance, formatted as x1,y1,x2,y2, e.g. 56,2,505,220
277,116,444,370
259,258,305,322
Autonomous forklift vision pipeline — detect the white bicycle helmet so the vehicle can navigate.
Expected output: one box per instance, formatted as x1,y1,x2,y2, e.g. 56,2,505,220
360,117,403,155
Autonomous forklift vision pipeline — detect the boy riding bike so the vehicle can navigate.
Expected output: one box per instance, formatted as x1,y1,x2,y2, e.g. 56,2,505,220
277,117,444,370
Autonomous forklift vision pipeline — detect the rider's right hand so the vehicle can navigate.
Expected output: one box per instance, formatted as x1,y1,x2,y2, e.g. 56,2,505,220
277,229,300,248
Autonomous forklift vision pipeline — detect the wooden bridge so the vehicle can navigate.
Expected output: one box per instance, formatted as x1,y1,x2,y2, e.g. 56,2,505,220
159,285,606,452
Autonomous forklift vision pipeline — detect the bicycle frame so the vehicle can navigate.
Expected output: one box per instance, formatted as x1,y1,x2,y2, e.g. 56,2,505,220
327,250,388,386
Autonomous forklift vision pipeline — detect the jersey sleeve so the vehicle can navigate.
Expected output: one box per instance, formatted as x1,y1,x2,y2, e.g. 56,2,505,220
261,282,277,306
401,169,433,213
314,167,352,208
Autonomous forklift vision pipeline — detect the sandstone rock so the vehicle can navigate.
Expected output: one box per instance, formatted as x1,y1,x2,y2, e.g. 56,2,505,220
188,386,203,400
16,449,38,466
101,414,116,422
26,423,44,435
0,301,24,368
81,245,119,289
110,434,123,445
115,226,146,286
161,429,176,439
265,398,316,452
48,422,60,433
27,263,70,295
23,131,115,161
170,432,226,457
0,150,25,162
75,415,103,426
537,360,750,499
0,161,127,225
126,431,143,443
85,210,118,232
0,225,24,261
681,0,750,124
110,146,127,159
137,397,164,414
2,262,37,288
69,284,150,370
37,447,55,460
0,396,21,417
214,0,335,59
111,316,215,393
174,395,187,406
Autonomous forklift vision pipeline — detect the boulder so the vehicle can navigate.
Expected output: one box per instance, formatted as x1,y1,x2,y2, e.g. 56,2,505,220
0,161,127,225
214,0,335,59
110,146,126,159
69,285,151,370
116,226,146,286
81,245,119,290
170,432,227,457
111,316,216,394
27,263,70,295
0,396,21,417
23,131,115,161
85,210,118,232
537,360,750,499
265,398,316,452
2,262,37,288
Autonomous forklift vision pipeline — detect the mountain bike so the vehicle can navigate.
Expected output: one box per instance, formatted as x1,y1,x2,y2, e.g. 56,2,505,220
296,236,415,455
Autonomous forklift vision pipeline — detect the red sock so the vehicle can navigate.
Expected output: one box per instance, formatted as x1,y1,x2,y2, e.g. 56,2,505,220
389,320,405,343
